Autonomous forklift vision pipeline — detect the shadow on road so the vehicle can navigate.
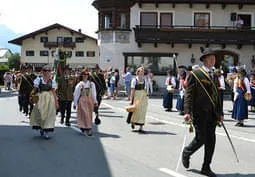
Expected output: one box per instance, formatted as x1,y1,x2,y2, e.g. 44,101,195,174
0,125,113,177
131,130,176,135
188,169,255,177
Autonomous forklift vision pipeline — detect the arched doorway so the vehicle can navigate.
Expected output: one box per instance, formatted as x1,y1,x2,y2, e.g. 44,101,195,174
214,50,239,74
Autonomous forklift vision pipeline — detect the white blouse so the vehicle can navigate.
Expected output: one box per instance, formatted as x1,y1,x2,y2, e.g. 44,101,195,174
165,76,176,88
33,76,57,89
233,77,251,93
131,77,147,89
73,81,97,106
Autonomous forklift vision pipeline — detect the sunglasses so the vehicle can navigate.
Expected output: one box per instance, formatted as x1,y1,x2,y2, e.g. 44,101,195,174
43,70,51,72
82,73,89,76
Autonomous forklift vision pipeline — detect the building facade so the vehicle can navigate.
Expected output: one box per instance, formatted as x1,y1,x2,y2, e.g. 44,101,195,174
9,23,99,71
0,48,12,64
93,0,255,86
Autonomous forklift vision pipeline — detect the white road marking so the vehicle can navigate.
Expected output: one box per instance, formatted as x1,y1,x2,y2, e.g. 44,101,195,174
102,102,255,143
159,168,188,177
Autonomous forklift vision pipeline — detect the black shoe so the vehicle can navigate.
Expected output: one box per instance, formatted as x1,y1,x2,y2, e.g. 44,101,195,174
39,129,44,136
19,107,22,112
201,167,217,177
235,122,244,127
60,119,64,124
182,151,190,169
131,124,135,129
65,122,71,127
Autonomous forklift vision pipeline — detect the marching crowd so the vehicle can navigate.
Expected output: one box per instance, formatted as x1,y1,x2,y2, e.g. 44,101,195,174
2,48,255,177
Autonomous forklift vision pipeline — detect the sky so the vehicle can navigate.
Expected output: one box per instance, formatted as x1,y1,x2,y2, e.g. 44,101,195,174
0,0,98,38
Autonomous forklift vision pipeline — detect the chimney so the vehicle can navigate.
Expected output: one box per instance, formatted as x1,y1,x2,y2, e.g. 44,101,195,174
78,29,81,33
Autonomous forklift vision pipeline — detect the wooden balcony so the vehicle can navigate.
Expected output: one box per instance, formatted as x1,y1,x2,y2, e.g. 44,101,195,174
133,25,255,48
134,0,255,9
44,42,76,48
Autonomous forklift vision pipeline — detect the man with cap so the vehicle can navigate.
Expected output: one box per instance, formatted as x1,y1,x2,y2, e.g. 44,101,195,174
182,48,224,177
25,64,37,115
19,65,36,116
56,65,76,126
90,64,107,125
17,65,26,112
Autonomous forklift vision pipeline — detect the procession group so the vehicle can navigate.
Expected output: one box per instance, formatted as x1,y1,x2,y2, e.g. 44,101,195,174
6,47,255,177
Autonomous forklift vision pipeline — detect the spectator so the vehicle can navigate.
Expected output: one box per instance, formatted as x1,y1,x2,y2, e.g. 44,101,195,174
235,16,244,29
122,66,132,100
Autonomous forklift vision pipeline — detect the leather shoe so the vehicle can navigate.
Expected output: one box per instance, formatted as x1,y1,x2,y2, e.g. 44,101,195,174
201,167,217,177
182,151,190,169
60,119,64,124
65,122,71,126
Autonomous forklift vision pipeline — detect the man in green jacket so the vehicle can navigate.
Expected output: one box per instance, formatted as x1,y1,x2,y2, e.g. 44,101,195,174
57,65,76,126
182,48,224,177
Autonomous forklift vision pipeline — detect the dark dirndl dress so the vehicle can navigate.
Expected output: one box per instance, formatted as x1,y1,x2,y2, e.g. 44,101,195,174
248,87,255,106
163,88,173,110
232,88,248,120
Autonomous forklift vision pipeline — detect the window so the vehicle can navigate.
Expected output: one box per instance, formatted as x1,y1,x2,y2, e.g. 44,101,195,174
40,37,48,43
124,53,176,75
26,50,34,56
86,51,95,57
160,13,173,28
57,37,63,43
140,12,157,27
104,13,112,29
64,37,72,43
75,51,84,57
75,37,84,43
194,13,210,28
66,51,72,58
40,50,49,56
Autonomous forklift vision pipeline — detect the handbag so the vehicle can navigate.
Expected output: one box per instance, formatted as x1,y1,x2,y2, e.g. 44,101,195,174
167,85,175,93
126,104,136,112
244,92,252,101
30,94,39,104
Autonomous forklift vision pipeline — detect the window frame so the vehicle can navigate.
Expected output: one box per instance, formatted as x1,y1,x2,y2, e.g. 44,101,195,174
140,12,158,27
40,50,49,56
75,51,84,57
193,12,210,28
25,50,35,56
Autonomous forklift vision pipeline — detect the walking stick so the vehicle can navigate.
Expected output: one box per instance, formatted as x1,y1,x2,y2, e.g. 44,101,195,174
221,121,239,163
176,123,189,172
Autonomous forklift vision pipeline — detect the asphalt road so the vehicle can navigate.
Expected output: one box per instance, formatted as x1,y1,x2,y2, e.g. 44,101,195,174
0,92,255,177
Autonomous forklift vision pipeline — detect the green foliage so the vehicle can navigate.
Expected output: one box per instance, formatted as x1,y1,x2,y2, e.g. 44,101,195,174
8,53,20,70
0,64,9,71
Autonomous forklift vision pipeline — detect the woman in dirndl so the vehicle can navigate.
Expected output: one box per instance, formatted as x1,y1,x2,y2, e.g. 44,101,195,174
163,70,176,112
129,67,148,132
30,65,58,139
73,69,98,136
232,68,251,127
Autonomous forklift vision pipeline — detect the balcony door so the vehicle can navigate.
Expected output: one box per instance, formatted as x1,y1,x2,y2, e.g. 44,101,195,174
238,14,251,28
160,13,173,28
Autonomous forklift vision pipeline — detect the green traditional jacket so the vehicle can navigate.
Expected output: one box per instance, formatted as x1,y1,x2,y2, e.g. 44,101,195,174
184,67,223,122
57,75,76,101
19,73,37,94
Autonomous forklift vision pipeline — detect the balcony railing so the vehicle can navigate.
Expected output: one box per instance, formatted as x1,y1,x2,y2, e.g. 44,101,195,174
133,25,255,46
135,0,255,4
44,41,76,48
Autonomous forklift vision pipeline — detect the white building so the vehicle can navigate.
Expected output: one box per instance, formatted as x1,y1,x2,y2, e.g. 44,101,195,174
92,0,255,87
0,48,12,64
9,23,99,71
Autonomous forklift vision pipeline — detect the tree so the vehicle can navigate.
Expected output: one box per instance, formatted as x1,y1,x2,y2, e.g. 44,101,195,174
8,53,20,70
